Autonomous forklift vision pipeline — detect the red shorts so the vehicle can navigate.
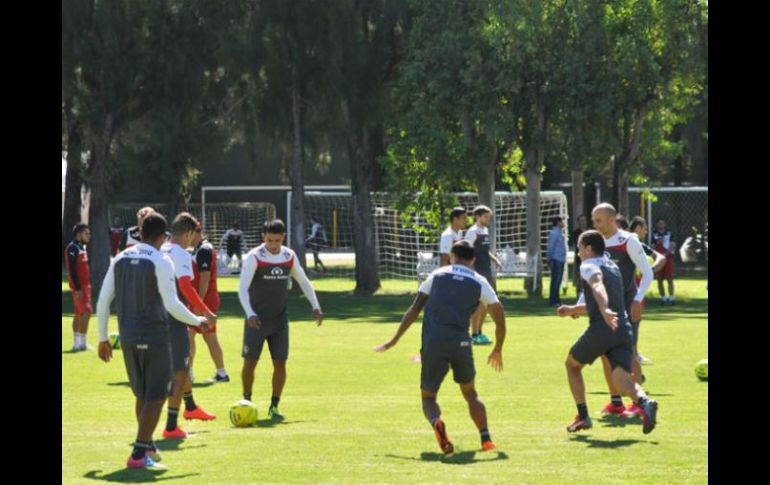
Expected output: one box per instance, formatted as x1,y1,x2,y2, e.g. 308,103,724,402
189,300,220,335
656,255,675,280
190,323,217,335
71,287,92,316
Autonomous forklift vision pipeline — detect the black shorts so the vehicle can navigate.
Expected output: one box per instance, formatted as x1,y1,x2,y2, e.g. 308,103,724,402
570,324,634,373
242,319,289,361
420,339,476,393
227,248,242,259
122,341,173,402
624,292,640,347
169,322,191,372
477,270,496,291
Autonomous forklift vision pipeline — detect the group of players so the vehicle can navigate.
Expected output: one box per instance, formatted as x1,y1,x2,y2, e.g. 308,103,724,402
65,200,661,468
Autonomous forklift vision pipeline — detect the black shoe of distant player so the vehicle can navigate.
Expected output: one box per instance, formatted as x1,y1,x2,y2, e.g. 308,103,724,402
641,400,658,434
206,373,230,383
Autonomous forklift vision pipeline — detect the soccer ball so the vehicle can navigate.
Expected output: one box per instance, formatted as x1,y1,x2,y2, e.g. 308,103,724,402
694,358,708,381
109,332,121,350
230,400,259,427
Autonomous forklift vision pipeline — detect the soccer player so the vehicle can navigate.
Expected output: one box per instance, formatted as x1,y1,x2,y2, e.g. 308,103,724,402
557,230,658,434
65,223,92,351
161,213,218,439
374,240,506,453
438,207,467,267
305,217,328,273
585,204,653,418
652,217,677,305
109,216,124,257
220,221,245,271
546,216,566,307
95,212,211,469
465,205,502,345
119,206,155,251
188,223,229,383
238,219,323,419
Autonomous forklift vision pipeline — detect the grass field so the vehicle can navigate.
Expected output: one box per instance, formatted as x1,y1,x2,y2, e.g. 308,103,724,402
62,274,708,484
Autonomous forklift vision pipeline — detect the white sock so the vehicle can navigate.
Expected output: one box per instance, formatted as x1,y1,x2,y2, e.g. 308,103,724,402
217,368,227,377
76,333,84,347
74,333,80,346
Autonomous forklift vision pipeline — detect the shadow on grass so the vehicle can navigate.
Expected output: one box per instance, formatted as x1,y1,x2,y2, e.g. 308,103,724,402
83,469,199,483
107,381,131,387
383,450,509,465
569,434,652,449
252,418,310,428
152,439,208,452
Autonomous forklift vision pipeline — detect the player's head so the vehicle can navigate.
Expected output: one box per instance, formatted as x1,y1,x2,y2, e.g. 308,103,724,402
112,216,122,226
136,206,155,226
232,221,240,230
578,230,605,260
140,213,168,249
73,223,91,243
472,205,493,226
263,219,286,253
170,212,199,248
655,217,666,231
591,203,617,237
616,214,629,230
577,214,588,228
450,207,467,228
551,216,564,228
449,240,476,266
630,216,647,239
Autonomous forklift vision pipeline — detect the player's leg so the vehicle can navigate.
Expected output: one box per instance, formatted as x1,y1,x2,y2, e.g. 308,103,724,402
241,359,258,401
164,369,188,437
667,276,675,304
657,273,667,303
421,344,453,453
72,314,80,351
202,331,228,382
609,349,658,434
565,353,593,432
600,355,626,414
267,323,289,419
80,290,92,348
241,319,267,401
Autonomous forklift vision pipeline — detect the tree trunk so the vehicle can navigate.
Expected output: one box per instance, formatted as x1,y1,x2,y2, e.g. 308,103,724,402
343,100,380,295
570,169,584,226
87,115,115,301
613,104,648,216
612,159,630,217
289,74,308,271
523,148,543,297
62,119,84,265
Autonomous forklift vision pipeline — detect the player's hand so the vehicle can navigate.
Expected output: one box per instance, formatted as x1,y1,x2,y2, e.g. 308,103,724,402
98,341,112,362
247,316,261,329
630,300,642,322
313,309,323,326
487,349,503,372
602,309,619,330
373,339,396,352
557,305,573,317
197,316,210,333
204,309,217,327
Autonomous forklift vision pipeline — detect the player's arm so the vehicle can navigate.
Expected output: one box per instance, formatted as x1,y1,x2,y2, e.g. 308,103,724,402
645,244,666,273
374,292,429,352
195,247,213,299
306,224,317,242
627,236,653,302
118,230,129,251
238,253,260,327
480,279,505,371
489,251,503,268
95,259,117,362
669,234,677,254
438,234,451,266
557,288,587,319
67,245,81,292
586,272,618,330
156,258,209,329
290,259,323,325
219,230,228,250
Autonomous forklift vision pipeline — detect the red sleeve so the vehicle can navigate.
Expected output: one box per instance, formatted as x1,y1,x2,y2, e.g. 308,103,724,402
178,276,210,314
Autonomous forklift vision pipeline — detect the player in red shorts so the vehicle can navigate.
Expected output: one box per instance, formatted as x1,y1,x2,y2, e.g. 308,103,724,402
109,216,124,256
65,223,92,351
652,217,677,305
188,223,229,383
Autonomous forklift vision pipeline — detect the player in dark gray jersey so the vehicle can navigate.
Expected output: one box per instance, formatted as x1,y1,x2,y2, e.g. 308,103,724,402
557,231,658,434
238,219,323,420
96,213,210,469
375,241,506,454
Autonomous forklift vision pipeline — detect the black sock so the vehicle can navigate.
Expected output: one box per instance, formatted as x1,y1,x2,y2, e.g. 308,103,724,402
480,428,491,444
166,407,179,431
577,403,588,420
184,392,197,412
636,396,649,408
472,333,479,338
244,392,252,401
131,441,151,460
611,395,623,407
270,396,280,408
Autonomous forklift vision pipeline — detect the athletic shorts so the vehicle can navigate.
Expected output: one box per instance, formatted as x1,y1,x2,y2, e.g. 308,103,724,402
168,321,191,372
570,324,634,373
71,286,92,316
420,339,476,393
242,318,289,361
122,340,173,401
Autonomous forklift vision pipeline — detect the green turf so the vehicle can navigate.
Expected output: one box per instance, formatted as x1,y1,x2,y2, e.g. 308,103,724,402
62,275,708,484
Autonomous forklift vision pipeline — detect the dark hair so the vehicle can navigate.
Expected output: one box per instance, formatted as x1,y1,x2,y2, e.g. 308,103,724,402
450,240,476,261
264,219,286,234
578,230,605,256
655,217,666,224
450,207,467,222
616,214,628,230
232,221,240,229
73,223,89,238
629,216,646,232
551,216,563,227
141,213,168,242
171,212,199,235
472,205,492,217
